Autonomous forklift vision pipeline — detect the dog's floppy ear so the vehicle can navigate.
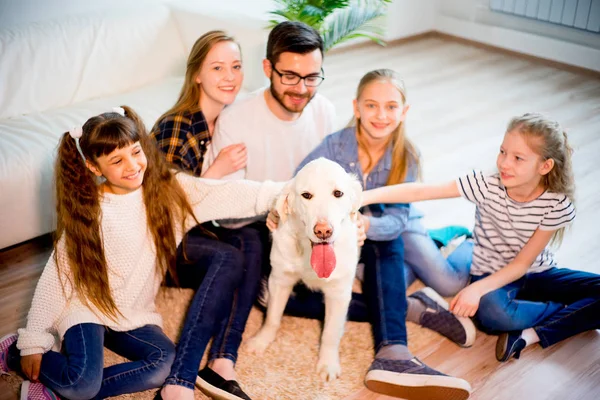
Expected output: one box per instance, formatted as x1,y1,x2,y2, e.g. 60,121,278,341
274,180,295,223
347,173,363,222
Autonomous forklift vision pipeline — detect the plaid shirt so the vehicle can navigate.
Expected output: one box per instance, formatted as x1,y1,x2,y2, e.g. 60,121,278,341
150,109,210,177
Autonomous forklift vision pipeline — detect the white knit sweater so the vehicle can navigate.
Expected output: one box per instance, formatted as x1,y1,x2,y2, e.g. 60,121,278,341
17,173,284,356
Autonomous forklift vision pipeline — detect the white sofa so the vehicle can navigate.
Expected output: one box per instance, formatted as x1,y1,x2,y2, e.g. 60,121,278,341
0,1,268,249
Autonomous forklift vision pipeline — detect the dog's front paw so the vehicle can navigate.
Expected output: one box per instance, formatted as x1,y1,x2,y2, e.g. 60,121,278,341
316,353,341,382
245,328,276,354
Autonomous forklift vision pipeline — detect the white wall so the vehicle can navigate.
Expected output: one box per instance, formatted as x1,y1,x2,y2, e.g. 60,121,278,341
435,0,600,71
1,0,598,71
0,0,273,27
0,0,437,43
384,0,438,39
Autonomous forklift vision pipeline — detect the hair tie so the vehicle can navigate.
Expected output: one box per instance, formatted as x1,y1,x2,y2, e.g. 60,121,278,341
69,126,83,139
67,126,86,161
112,107,125,116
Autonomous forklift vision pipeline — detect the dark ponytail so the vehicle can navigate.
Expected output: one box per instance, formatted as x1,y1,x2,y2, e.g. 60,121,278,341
54,132,118,320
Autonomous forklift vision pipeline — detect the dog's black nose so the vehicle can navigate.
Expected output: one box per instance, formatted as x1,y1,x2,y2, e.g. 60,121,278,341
314,222,333,240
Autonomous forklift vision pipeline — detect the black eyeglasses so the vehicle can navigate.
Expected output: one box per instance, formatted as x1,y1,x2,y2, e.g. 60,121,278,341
270,63,325,87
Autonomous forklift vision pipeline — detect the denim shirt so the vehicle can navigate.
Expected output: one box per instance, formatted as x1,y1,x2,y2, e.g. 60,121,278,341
295,127,423,241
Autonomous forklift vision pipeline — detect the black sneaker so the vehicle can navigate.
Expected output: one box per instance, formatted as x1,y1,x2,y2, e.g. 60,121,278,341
409,287,476,347
365,358,471,400
196,366,252,400
496,331,527,362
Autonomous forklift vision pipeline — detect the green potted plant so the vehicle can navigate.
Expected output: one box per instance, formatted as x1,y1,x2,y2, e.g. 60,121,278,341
268,0,393,52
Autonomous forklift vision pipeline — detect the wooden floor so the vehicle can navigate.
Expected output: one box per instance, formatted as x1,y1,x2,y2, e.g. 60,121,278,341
1,34,600,400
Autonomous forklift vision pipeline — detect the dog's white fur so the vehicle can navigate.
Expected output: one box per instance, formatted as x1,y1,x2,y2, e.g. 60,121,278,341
246,158,362,381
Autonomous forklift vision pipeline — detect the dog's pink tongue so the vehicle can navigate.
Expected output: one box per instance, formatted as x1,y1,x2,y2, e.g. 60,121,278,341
310,243,336,278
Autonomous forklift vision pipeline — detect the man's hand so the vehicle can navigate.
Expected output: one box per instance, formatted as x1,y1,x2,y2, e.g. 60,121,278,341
21,353,42,382
450,284,483,318
266,209,280,232
204,143,247,178
356,213,370,247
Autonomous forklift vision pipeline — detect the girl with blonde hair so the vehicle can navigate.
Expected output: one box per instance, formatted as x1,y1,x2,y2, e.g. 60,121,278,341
288,69,475,400
0,106,283,400
363,112,600,362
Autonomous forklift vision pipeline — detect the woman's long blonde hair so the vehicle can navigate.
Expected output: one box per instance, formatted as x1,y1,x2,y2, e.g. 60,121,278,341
507,113,575,246
156,30,239,122
351,69,420,185
54,106,197,320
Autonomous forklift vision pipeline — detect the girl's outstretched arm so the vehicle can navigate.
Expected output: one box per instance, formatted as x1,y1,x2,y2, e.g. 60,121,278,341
450,228,555,317
362,180,460,206
178,172,286,226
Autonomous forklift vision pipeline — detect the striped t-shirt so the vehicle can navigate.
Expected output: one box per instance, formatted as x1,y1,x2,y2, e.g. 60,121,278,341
457,171,575,276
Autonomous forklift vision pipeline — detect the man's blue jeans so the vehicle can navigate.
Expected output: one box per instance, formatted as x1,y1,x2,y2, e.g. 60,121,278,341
165,223,263,389
472,267,600,347
8,323,175,400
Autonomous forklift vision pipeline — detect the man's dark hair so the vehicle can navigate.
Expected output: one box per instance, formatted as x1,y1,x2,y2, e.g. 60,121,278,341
266,21,324,64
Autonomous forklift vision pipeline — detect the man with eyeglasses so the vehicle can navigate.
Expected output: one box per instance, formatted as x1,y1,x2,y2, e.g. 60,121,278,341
198,21,334,399
203,20,335,183
201,21,472,400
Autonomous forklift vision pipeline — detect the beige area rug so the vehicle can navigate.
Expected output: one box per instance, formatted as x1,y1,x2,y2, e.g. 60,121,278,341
2,283,439,400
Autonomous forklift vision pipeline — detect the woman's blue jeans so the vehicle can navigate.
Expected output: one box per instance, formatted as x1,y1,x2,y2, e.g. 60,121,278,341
165,223,263,389
473,267,600,347
8,323,175,400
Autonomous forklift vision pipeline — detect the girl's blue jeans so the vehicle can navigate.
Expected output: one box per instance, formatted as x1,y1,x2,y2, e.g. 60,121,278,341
402,218,472,296
8,323,175,400
278,222,472,350
165,223,263,389
472,267,600,347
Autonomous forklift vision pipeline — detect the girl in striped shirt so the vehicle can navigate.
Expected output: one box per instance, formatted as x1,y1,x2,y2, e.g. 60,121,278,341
362,113,599,362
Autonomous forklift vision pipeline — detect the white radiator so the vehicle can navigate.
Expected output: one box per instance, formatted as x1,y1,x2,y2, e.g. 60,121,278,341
490,0,600,32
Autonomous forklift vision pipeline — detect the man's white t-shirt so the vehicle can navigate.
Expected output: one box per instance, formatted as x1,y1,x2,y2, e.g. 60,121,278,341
203,88,336,182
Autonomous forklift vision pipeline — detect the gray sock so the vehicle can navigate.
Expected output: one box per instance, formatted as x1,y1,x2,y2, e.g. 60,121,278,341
375,344,413,361
406,296,426,324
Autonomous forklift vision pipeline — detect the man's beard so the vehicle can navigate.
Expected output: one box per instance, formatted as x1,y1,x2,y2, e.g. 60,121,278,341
270,79,315,114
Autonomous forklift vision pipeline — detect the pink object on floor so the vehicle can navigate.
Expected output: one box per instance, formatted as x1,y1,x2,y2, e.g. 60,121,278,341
0,333,17,374
21,381,61,400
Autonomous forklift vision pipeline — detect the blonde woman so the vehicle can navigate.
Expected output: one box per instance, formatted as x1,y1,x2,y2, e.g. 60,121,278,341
363,113,600,363
151,31,256,400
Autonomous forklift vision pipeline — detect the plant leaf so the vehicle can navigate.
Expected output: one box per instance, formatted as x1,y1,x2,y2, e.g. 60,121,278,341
267,0,392,51
321,3,389,51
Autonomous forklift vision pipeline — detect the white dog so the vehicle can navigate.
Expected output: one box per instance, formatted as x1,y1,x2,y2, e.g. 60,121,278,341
246,158,362,381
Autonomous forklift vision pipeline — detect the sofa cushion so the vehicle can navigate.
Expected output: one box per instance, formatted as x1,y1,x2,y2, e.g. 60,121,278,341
0,4,185,119
0,77,183,249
